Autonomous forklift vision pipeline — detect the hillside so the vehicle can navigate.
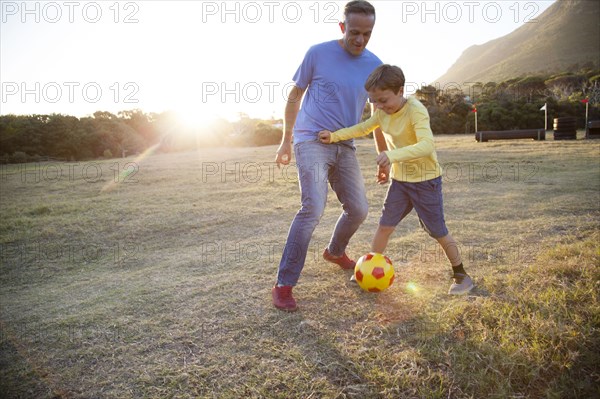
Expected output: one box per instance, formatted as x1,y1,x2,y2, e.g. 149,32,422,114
436,0,600,85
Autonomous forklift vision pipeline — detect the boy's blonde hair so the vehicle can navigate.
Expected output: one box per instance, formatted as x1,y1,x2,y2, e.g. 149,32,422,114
365,64,405,95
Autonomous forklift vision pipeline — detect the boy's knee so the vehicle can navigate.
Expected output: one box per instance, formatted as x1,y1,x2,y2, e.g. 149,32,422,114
420,220,448,240
377,225,395,235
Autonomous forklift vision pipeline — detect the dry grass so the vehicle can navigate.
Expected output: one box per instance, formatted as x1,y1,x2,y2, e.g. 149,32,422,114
1,133,599,398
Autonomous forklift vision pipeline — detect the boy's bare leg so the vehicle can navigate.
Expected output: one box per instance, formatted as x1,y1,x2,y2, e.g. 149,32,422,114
437,233,474,294
436,234,462,267
371,225,395,253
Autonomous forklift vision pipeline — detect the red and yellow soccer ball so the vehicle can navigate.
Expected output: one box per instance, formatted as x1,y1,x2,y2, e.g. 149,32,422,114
354,252,395,292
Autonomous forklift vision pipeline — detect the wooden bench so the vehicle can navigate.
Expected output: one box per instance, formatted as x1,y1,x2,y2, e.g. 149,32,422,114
475,129,546,142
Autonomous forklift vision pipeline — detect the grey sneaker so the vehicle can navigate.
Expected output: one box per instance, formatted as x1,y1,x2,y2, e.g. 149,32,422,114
448,273,474,295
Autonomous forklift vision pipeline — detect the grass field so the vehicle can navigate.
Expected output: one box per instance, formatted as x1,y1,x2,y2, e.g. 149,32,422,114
1,133,599,398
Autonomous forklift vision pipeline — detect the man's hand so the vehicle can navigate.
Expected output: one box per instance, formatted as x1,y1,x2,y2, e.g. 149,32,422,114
275,141,292,168
376,151,391,168
318,130,332,144
376,164,390,185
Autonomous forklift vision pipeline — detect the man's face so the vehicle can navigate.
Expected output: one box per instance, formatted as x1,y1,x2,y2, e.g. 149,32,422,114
339,13,375,56
368,88,404,115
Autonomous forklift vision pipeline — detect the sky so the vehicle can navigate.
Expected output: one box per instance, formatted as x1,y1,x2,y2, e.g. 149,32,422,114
0,0,556,123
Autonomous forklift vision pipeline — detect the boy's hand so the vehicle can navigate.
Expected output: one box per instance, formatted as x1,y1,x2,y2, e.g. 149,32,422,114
376,164,390,184
318,130,332,144
376,151,391,168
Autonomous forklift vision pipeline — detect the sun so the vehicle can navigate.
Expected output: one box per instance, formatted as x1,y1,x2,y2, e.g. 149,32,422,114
175,105,220,131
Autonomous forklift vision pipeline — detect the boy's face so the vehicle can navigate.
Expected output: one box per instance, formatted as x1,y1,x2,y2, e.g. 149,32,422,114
368,87,405,115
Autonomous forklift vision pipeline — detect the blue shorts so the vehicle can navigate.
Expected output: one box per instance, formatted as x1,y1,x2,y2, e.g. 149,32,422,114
379,176,449,238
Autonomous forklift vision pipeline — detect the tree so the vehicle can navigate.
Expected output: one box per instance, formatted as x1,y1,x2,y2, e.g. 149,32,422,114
119,109,159,144
44,114,80,160
545,74,586,101
513,76,547,103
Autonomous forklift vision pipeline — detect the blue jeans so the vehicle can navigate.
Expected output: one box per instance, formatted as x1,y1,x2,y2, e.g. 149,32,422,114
277,140,369,286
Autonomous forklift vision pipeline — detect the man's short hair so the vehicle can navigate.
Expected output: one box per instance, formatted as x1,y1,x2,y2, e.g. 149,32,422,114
344,0,376,19
365,64,406,94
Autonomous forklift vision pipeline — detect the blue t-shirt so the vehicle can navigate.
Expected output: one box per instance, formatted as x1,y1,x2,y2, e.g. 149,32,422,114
292,40,382,143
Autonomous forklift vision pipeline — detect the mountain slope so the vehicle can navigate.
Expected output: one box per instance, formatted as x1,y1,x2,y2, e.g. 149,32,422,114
436,0,600,85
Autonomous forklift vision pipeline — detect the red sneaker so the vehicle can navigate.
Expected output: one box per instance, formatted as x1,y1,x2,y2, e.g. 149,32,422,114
323,248,356,270
272,285,298,312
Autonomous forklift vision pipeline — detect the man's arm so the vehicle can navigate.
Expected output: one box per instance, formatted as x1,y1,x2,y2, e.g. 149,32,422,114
275,85,305,168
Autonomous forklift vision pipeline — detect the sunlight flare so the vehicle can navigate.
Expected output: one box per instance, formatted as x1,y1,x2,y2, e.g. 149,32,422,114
100,142,160,193
406,281,419,293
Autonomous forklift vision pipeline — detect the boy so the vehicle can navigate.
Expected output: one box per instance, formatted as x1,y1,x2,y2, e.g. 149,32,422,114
319,64,474,295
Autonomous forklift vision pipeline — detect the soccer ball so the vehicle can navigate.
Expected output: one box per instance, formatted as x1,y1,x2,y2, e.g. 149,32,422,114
354,252,395,292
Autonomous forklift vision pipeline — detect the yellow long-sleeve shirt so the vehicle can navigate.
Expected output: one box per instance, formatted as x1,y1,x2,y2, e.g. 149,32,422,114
330,96,442,183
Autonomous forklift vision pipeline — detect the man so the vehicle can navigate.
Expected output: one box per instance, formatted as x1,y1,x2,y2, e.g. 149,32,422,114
273,0,388,312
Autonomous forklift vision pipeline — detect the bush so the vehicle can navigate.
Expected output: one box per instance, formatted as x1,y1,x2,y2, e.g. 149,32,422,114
11,151,28,163
253,123,282,146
